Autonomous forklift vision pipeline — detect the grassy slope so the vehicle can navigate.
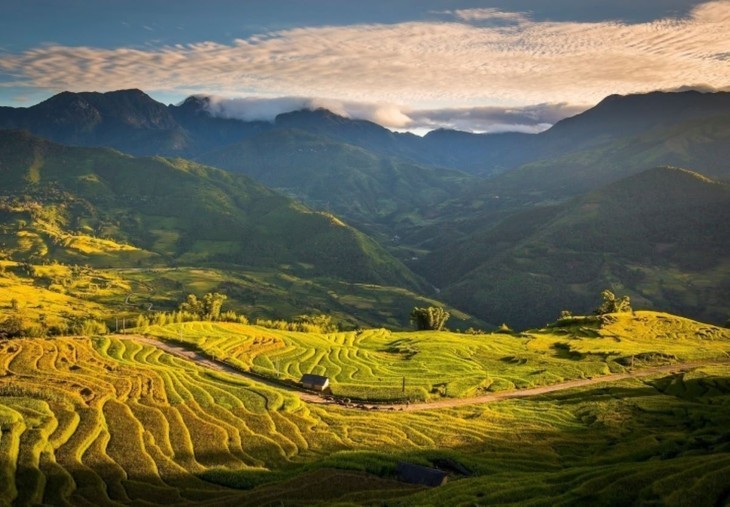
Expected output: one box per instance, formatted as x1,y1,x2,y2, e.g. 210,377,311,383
422,167,730,329
0,130,473,328
0,258,482,333
142,311,730,402
115,266,482,330
463,112,730,207
199,128,476,243
0,129,422,290
1,311,729,505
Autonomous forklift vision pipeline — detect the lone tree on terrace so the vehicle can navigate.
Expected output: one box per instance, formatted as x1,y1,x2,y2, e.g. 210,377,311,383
594,289,632,315
410,306,450,331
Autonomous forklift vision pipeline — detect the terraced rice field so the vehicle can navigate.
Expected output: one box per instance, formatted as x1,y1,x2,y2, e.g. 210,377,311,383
143,311,730,401
1,312,729,505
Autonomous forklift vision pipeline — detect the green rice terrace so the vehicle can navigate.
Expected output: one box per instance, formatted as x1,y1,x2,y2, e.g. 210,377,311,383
142,311,730,402
1,311,730,506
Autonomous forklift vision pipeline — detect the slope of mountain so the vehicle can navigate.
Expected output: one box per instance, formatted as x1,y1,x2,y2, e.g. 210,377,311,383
420,167,730,328
466,110,730,208
199,128,477,239
0,129,423,291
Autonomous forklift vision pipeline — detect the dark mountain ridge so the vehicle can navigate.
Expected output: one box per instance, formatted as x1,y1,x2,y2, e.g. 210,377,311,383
3,88,727,180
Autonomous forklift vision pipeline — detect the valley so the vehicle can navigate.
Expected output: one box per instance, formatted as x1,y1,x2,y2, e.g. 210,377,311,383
1,88,729,506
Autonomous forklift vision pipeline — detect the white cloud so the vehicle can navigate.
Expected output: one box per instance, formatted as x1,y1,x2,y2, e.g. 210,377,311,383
202,95,414,128
199,95,589,133
406,103,590,133
0,0,728,122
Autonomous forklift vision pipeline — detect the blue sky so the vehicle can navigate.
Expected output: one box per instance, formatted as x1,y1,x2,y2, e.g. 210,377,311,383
1,0,727,132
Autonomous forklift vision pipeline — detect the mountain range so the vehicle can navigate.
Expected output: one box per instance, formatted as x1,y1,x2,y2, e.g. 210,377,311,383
1,88,729,328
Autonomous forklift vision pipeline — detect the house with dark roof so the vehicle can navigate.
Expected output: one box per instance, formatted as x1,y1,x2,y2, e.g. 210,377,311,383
396,461,448,487
299,373,330,391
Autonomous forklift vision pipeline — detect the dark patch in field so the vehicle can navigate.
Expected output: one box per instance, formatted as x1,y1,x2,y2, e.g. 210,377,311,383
551,342,585,360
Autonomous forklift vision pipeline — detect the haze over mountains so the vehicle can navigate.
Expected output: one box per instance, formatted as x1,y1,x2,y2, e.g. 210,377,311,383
1,88,728,328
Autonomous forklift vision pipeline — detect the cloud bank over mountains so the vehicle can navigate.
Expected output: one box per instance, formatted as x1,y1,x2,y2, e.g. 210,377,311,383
200,95,588,133
1,1,728,131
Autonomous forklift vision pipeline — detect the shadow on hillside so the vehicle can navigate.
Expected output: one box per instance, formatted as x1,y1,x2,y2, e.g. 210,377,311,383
5,373,730,506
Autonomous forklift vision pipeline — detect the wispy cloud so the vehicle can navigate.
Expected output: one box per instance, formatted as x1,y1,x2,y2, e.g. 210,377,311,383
0,1,727,128
445,8,530,25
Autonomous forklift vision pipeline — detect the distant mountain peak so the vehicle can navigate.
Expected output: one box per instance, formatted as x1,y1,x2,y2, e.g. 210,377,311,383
176,95,212,114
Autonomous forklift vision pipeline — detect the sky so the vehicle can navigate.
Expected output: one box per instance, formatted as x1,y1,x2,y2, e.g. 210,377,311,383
1,0,728,133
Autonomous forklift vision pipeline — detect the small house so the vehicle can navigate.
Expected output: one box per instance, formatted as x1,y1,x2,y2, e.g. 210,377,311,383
396,462,448,487
300,373,329,392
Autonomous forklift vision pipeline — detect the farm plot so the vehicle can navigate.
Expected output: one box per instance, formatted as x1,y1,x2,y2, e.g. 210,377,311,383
143,311,730,401
0,312,729,506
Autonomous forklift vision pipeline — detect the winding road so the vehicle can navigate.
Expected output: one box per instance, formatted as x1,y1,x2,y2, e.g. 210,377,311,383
123,334,730,413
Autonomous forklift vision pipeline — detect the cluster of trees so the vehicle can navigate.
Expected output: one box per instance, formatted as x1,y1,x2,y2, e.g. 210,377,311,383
178,292,229,320
130,293,341,334
135,292,248,328
0,300,108,338
134,310,249,329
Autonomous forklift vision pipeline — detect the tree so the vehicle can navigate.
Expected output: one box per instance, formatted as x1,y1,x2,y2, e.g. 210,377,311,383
178,292,227,320
595,289,632,315
410,306,450,331
201,292,227,320
178,294,204,316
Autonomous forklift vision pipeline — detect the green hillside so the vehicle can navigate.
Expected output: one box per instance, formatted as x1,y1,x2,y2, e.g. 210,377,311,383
0,129,424,285
1,311,729,505
421,167,730,329
0,129,488,331
464,113,730,208
199,128,476,241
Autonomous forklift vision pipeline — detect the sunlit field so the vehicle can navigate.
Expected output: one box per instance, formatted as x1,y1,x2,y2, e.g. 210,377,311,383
142,311,730,401
2,311,729,505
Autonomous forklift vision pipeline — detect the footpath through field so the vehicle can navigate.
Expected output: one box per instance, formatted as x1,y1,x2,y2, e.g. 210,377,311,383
124,334,730,412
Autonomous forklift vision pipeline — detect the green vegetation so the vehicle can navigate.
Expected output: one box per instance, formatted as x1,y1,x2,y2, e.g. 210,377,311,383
1,90,730,505
0,129,423,290
424,167,730,328
595,289,632,315
178,292,228,320
200,129,478,241
141,311,730,401
0,130,489,330
1,310,729,505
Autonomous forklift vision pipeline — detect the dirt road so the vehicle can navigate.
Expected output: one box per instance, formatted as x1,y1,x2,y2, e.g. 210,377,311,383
123,334,730,413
